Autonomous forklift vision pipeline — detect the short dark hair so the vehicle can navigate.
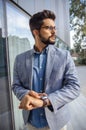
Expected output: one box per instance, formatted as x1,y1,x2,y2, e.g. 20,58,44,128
29,10,56,33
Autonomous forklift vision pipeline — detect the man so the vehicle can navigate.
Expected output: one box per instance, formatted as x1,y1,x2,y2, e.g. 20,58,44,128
12,10,80,130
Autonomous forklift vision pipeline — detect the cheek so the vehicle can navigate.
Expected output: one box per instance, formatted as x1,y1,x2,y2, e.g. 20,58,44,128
40,31,50,38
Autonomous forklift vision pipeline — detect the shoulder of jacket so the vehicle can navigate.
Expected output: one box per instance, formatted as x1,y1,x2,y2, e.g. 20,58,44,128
51,45,69,55
16,49,33,58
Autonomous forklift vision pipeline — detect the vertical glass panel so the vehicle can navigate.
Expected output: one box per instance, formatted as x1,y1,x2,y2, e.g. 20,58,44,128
6,2,34,130
0,1,12,130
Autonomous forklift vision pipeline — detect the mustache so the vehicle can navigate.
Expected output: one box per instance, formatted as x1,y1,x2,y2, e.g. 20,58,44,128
48,35,57,39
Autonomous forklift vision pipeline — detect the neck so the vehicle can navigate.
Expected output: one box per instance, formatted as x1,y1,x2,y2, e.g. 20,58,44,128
34,42,47,52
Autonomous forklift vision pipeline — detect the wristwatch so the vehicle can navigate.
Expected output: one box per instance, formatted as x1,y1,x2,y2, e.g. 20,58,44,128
41,96,48,107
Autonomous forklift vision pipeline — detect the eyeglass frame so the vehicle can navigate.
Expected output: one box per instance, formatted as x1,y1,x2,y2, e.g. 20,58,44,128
41,26,57,31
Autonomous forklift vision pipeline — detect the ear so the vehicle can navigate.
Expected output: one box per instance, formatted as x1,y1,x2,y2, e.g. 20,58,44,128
33,29,39,37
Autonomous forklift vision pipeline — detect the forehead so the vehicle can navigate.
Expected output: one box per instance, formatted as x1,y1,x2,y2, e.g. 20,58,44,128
42,18,55,26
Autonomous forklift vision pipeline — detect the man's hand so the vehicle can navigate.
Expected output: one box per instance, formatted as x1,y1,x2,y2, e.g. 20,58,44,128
29,90,47,98
29,90,41,98
19,90,51,110
19,94,43,110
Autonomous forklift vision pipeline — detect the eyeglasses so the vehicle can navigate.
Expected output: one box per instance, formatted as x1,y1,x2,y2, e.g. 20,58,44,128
41,26,56,31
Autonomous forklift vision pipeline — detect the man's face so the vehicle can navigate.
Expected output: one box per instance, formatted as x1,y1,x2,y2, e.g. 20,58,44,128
38,18,57,45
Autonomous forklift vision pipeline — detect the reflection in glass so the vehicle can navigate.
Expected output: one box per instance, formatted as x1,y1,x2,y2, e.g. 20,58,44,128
6,2,34,130
0,1,12,130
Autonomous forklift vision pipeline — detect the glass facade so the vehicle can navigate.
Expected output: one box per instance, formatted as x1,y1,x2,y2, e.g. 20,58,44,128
0,0,34,129
6,2,34,130
0,0,13,130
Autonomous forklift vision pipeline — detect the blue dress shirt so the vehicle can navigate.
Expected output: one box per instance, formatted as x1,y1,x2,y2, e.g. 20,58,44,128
28,48,48,128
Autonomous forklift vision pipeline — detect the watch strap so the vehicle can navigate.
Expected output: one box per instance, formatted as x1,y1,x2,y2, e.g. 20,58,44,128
42,99,48,107
41,96,48,107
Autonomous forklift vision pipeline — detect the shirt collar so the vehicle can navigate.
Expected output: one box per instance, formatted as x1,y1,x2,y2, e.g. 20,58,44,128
33,45,49,54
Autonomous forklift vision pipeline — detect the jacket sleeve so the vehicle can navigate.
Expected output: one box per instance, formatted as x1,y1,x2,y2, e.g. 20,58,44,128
12,56,29,100
48,51,80,113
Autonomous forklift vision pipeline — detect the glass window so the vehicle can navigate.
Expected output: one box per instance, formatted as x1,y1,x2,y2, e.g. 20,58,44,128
0,1,13,130
6,2,34,130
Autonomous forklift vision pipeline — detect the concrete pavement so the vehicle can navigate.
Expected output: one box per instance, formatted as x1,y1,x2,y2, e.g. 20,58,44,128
68,66,86,130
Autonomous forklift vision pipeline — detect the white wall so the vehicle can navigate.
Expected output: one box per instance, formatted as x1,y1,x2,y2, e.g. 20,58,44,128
12,0,70,45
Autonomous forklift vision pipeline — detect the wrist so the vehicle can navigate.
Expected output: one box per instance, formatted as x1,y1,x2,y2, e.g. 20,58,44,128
41,96,50,107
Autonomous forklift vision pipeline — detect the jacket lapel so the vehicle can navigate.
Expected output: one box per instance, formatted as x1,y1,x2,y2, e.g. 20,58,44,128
44,46,56,91
26,49,34,89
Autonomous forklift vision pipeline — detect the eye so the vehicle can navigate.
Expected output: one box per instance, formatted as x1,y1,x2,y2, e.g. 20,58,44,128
41,26,56,31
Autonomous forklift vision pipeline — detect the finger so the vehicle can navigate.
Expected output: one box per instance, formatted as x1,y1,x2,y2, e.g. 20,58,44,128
29,90,40,98
29,90,38,96
42,93,47,96
19,104,33,110
19,105,23,109
38,93,47,97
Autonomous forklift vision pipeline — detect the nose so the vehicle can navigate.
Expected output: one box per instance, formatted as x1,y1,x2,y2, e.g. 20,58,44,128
51,28,56,35
51,27,56,34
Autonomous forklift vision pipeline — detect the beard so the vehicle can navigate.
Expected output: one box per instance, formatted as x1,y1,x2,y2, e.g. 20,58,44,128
39,33,56,45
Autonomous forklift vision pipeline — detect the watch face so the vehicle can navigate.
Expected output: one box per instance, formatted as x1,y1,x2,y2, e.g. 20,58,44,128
41,96,48,100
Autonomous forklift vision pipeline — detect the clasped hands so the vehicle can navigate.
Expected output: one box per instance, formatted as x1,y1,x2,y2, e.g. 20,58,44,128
19,90,47,110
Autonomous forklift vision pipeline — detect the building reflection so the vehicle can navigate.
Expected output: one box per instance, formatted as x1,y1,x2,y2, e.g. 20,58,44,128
0,28,12,129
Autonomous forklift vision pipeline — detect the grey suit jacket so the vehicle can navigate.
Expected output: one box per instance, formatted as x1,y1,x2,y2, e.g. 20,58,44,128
12,45,80,130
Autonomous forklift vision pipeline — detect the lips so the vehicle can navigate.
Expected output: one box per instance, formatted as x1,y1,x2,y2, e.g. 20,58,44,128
50,35,56,40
